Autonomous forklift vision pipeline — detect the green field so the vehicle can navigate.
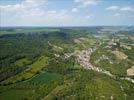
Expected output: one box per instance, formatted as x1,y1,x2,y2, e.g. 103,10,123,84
1,56,49,84
90,47,133,77
27,72,62,84
41,70,134,100
15,58,31,67
0,72,62,100
0,89,30,100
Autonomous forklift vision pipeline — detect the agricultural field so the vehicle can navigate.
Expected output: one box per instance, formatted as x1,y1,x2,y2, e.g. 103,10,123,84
1,56,48,85
15,58,31,67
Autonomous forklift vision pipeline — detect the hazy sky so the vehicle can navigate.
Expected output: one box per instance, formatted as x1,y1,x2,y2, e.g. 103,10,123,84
0,0,134,26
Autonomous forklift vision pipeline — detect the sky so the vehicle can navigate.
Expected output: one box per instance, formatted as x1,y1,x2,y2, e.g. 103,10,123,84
0,0,134,26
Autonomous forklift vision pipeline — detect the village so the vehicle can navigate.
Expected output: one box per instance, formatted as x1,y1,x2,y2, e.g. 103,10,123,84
75,47,134,83
75,48,115,77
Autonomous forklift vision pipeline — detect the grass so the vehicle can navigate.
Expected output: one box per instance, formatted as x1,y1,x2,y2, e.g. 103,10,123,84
90,47,132,76
111,50,128,60
1,56,49,84
15,58,30,67
50,70,134,100
73,37,97,50
0,72,62,100
43,85,65,100
52,45,63,53
27,72,61,84
0,89,30,100
120,47,134,61
0,68,134,100
74,60,82,69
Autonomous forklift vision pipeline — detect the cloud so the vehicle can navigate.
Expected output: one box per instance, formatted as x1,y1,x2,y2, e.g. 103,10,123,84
106,6,119,11
0,4,23,12
85,15,94,19
113,13,121,17
47,10,57,14
74,0,99,8
120,6,134,12
72,8,78,12
0,0,74,26
106,5,134,19
106,6,134,12
22,0,48,8
0,0,48,14
112,13,134,20
0,0,95,26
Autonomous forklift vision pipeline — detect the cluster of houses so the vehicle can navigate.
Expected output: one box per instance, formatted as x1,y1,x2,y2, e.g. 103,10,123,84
75,48,115,78
75,48,94,70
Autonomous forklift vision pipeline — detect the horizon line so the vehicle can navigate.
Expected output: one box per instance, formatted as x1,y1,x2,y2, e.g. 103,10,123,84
1,25,134,28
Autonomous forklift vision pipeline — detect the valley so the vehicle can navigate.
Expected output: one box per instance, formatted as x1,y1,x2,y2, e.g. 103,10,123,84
0,27,134,100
